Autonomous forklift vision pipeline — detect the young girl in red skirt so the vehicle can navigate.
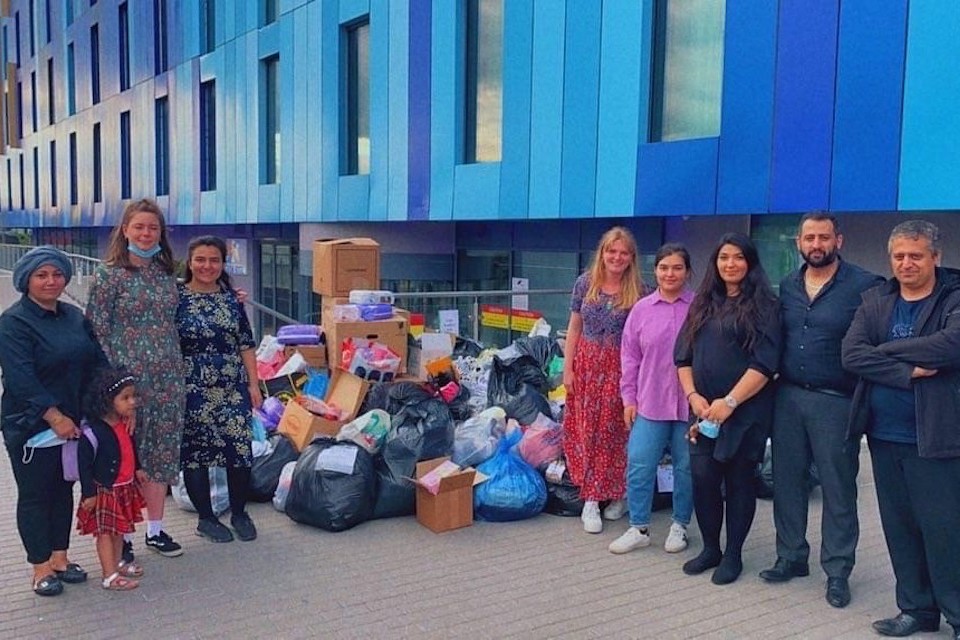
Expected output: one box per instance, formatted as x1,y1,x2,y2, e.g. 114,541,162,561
76,367,148,591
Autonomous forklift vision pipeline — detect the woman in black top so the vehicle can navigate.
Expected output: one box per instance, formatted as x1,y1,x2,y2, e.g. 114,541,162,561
674,233,782,585
0,246,108,596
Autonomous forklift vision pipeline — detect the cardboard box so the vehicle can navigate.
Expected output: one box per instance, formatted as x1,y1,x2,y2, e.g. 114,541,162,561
414,457,479,533
312,238,381,297
276,371,371,452
283,344,327,370
407,332,456,380
323,313,409,374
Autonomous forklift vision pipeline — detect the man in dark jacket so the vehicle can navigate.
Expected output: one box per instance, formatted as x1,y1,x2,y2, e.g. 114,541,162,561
842,220,960,640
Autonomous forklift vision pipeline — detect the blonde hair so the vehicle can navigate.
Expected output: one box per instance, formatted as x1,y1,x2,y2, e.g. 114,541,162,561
584,226,642,310
103,198,176,274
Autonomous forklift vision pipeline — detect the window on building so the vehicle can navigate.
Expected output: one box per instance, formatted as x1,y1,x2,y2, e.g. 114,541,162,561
32,147,39,208
19,154,26,209
155,96,169,195
93,122,102,203
154,0,168,74
649,0,726,142
6,159,12,211
342,18,369,175
201,0,215,54
44,0,52,43
200,79,217,191
2,26,7,69
29,1,35,58
258,242,300,335
120,110,131,199
14,12,21,67
16,81,23,140
68,132,78,205
463,0,503,163
30,71,38,132
49,140,57,207
262,0,277,26
66,43,76,115
259,54,279,184
119,2,130,91
90,24,100,104
46,58,55,125
65,0,74,26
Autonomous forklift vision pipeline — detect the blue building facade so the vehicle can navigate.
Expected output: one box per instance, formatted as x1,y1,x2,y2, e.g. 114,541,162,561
0,0,958,330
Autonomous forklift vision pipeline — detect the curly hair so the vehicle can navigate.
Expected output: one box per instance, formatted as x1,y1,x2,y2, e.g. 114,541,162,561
84,366,137,422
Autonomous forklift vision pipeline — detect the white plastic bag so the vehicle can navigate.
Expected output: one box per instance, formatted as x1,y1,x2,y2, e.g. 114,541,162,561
336,409,391,454
171,468,230,515
272,461,298,512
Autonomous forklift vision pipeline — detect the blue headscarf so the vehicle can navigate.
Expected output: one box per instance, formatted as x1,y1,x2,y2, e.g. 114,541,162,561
12,246,74,293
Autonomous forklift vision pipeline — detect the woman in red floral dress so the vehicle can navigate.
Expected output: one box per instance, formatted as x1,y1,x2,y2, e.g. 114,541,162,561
562,227,644,533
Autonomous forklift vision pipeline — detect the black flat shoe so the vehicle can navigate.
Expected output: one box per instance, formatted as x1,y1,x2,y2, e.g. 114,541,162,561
825,577,850,608
33,574,63,596
872,613,940,637
682,550,722,575
54,562,88,584
711,555,743,585
759,557,810,583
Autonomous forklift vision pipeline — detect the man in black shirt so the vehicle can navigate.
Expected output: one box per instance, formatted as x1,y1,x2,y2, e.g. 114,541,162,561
759,212,883,610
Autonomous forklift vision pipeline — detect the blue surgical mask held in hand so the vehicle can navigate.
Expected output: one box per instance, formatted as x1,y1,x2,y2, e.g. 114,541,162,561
127,242,162,259
22,428,69,464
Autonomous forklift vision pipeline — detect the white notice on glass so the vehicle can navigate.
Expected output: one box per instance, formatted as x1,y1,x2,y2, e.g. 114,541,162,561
656,464,674,493
438,309,460,335
511,277,529,311
316,445,358,474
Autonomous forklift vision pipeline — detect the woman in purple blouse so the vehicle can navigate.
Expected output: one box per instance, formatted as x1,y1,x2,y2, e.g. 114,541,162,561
610,243,694,555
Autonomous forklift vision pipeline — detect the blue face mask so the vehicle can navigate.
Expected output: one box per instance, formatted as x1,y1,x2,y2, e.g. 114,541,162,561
128,242,162,259
22,428,69,464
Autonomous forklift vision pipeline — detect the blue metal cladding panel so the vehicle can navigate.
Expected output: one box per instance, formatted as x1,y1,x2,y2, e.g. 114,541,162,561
497,0,533,220
559,1,601,219
290,7,311,222
830,0,907,212
636,139,719,216
769,0,840,213
595,0,644,217
319,0,340,220
899,0,960,210
305,1,325,222
386,0,409,221
279,17,297,224
452,163,500,219
716,0,777,214
527,1,565,219
407,0,431,221
369,0,390,221
428,1,457,220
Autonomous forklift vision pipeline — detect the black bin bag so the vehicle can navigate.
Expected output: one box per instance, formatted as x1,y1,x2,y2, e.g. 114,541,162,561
248,435,300,502
285,439,376,532
487,355,552,424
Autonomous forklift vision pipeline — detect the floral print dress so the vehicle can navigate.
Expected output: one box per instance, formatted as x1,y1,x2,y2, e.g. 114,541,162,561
86,261,186,485
176,286,256,470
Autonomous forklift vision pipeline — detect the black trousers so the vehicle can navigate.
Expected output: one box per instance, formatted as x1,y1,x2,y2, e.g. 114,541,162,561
869,438,960,627
182,466,251,520
772,384,860,578
4,436,75,565
690,442,758,559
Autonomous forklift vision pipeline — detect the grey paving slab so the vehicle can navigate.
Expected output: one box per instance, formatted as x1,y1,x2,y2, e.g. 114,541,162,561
0,440,954,640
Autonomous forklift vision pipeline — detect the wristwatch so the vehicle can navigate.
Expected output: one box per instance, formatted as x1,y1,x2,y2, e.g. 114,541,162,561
724,395,739,409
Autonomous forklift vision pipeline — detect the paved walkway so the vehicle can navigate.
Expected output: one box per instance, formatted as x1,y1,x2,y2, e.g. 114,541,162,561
2,438,953,640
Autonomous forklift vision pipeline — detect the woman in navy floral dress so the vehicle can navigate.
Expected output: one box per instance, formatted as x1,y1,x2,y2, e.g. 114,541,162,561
562,227,644,534
86,199,186,558
177,236,262,543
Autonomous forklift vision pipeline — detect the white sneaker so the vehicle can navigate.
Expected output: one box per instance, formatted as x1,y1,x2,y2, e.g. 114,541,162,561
581,501,602,534
603,499,627,521
608,527,651,554
664,522,688,553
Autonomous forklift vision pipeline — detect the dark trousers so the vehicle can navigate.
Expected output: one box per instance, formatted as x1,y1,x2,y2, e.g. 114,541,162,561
772,384,860,578
869,438,960,626
4,437,75,565
182,466,251,520
690,446,757,559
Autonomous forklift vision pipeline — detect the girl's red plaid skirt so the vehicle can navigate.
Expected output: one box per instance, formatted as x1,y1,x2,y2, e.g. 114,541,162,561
76,482,146,536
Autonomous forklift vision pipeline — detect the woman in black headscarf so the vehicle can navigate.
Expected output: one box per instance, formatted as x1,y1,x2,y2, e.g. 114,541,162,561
0,246,108,596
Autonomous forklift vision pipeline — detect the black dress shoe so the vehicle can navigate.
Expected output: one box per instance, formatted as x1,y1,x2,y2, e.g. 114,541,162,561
872,613,940,637
825,577,850,608
759,557,810,583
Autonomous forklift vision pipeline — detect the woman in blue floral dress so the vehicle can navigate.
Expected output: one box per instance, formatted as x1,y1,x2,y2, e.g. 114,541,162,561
86,199,186,558
177,236,262,543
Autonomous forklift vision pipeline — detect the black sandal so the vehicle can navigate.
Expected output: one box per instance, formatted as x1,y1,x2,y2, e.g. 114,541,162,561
33,574,64,596
54,562,88,584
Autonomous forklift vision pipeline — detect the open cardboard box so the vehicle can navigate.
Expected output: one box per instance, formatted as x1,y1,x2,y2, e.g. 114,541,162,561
413,457,486,533
277,371,370,452
283,344,328,370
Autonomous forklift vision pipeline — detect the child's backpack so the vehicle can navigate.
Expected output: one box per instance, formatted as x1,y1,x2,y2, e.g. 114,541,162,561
61,421,99,482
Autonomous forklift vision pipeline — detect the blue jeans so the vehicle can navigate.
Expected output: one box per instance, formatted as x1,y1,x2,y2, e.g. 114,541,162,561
626,416,693,528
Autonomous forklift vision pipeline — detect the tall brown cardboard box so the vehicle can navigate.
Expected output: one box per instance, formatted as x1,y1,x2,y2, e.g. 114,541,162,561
414,457,477,533
276,371,370,452
322,312,409,374
312,238,380,297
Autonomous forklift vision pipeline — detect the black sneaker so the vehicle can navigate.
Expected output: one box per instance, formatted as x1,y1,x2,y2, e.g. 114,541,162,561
145,530,184,557
230,512,258,542
121,540,135,564
196,517,234,543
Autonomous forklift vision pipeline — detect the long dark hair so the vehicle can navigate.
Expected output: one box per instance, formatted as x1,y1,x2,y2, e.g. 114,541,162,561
184,235,234,291
103,198,176,274
682,233,776,351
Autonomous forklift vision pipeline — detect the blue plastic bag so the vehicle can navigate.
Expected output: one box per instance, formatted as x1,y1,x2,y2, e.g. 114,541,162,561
303,368,329,399
473,429,547,522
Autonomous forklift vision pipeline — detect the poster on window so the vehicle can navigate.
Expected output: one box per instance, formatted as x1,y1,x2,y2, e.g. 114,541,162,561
225,239,248,275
